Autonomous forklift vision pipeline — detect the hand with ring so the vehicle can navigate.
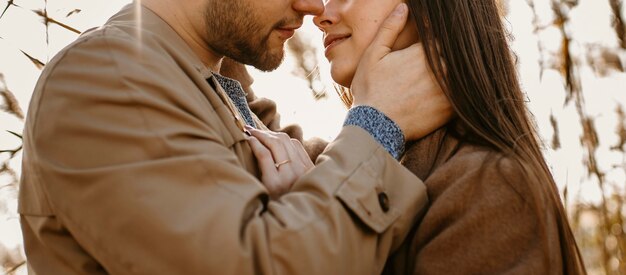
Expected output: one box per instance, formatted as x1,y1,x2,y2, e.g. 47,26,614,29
245,126,314,199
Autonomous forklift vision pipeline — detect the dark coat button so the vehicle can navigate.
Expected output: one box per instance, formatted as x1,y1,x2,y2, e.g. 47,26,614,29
378,192,390,212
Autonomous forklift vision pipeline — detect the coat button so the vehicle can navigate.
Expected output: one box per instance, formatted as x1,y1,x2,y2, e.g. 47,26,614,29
378,192,390,212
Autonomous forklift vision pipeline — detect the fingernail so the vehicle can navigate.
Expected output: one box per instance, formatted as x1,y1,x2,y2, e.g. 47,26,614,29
244,125,255,130
393,3,407,16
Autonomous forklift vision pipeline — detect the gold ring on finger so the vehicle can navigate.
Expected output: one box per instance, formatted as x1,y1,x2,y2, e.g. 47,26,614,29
274,159,291,169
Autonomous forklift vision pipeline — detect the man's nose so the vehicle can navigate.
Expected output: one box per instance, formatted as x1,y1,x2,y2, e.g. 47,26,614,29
293,0,324,16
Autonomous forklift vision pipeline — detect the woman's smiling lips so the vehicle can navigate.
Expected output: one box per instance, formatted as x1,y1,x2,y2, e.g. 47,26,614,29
324,34,351,57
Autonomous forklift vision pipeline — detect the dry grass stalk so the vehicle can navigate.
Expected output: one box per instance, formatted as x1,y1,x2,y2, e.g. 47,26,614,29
33,8,80,35
526,0,626,272
0,74,24,120
552,0,626,273
19,50,45,69
3,260,25,275
609,0,626,49
66,9,81,18
0,0,17,20
612,104,626,273
287,32,327,100
551,1,581,104
586,45,624,76
613,105,626,151
550,1,614,272
550,113,561,150
525,0,548,79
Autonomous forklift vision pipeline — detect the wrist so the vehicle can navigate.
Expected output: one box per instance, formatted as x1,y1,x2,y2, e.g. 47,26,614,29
343,105,406,159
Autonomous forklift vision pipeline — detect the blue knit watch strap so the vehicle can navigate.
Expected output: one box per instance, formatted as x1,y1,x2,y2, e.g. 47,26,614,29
343,105,406,159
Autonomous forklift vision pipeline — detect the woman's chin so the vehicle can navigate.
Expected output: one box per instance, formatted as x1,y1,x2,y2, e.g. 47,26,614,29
336,79,352,88
330,70,355,88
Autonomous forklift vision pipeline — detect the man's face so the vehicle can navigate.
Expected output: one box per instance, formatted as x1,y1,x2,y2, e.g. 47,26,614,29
203,0,323,72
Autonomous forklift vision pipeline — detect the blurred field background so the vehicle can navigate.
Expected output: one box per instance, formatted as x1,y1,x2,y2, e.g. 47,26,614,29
1,0,626,274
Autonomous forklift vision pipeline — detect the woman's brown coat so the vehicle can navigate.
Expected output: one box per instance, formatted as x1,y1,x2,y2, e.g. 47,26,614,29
384,128,566,274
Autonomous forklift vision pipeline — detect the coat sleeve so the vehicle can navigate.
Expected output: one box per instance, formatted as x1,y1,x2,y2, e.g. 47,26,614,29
21,28,428,274
410,156,560,274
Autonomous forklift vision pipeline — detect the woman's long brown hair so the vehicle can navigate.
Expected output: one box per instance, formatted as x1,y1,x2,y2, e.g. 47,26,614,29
338,0,586,273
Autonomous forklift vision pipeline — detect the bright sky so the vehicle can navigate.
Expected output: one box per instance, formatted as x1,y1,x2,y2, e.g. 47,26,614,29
0,0,625,271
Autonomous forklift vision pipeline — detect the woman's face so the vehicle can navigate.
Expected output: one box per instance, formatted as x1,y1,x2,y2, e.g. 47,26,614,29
314,0,419,87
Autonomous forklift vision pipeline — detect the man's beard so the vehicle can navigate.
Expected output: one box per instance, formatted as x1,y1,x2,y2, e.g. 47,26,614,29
204,0,285,72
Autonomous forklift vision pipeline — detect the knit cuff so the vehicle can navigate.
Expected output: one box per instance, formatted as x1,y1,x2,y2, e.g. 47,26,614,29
343,106,405,159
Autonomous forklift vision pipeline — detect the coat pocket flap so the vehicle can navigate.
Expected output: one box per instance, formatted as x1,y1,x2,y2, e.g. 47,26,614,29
334,163,400,234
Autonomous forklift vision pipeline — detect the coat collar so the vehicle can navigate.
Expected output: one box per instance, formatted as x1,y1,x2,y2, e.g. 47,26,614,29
401,123,462,181
105,3,214,80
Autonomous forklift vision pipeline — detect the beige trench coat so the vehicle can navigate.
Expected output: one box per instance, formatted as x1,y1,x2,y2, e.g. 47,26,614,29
18,4,428,274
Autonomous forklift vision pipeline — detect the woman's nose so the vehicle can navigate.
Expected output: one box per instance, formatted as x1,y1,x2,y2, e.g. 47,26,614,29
313,2,338,30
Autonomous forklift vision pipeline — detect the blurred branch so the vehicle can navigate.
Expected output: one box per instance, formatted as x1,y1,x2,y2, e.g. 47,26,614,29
0,74,24,120
0,36,46,69
287,33,327,100
6,130,21,140
19,50,45,69
1,1,80,35
66,9,81,18
0,146,21,156
43,1,49,47
551,0,581,104
525,0,547,80
5,260,25,275
528,0,626,272
0,161,18,181
32,9,81,35
549,113,561,150
1,130,23,159
0,182,15,190
612,105,626,151
586,44,624,75
609,0,626,49
0,0,18,20
0,1,84,273
553,0,612,269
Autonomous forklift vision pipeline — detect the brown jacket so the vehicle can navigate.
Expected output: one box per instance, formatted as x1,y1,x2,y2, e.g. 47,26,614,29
383,128,565,274
18,4,428,275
